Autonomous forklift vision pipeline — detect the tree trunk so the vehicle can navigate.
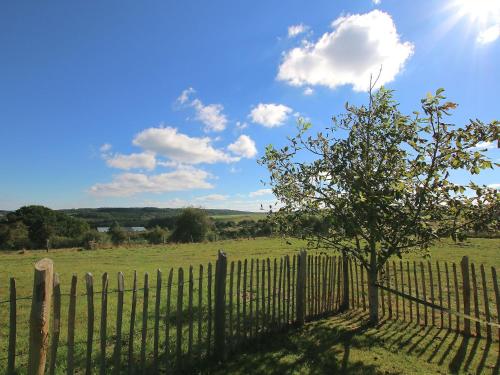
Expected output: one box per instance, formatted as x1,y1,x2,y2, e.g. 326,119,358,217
367,248,379,325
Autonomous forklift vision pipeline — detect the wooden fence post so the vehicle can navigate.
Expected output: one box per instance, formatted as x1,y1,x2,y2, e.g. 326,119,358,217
67,275,77,375
28,258,54,375
153,269,162,371
470,263,481,337
114,272,124,374
85,273,94,375
341,251,349,311
176,268,184,370
491,267,500,344
460,257,471,336
100,273,108,375
140,273,149,374
296,251,307,326
214,250,228,362
49,274,61,375
480,265,492,341
8,278,17,375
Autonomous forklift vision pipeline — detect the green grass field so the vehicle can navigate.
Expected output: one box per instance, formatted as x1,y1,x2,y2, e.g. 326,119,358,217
0,237,498,373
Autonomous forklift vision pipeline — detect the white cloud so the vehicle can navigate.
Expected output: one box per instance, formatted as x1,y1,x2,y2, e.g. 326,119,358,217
477,24,500,44
303,87,314,95
105,152,156,170
236,121,248,131
133,126,239,164
277,10,414,92
100,143,112,153
373,0,381,5
249,188,273,197
143,198,190,208
249,103,293,127
191,99,228,132
177,88,228,132
177,87,195,105
195,194,229,201
228,135,258,158
487,183,500,190
89,166,213,197
288,23,309,38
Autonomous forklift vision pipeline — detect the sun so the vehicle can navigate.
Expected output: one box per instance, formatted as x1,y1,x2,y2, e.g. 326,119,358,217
451,0,500,26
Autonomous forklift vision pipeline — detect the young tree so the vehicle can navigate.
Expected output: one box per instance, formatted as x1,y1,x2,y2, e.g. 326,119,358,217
260,86,498,324
170,207,212,243
109,221,126,246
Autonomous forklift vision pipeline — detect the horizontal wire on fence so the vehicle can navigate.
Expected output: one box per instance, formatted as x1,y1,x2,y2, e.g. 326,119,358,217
0,295,32,304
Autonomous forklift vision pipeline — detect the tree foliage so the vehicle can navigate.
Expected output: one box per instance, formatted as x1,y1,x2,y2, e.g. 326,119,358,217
260,86,498,323
170,207,213,243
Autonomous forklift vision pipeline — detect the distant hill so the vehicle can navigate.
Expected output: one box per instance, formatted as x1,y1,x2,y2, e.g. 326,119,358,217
59,207,255,228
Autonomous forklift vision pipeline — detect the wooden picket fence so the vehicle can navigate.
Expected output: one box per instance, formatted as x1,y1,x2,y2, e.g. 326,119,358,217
1,251,350,374
2,252,499,374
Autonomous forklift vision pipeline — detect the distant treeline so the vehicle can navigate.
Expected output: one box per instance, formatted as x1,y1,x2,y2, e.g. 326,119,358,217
0,205,273,250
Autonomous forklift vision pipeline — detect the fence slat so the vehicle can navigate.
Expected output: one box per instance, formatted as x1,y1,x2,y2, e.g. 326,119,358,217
214,251,227,361
261,259,266,331
49,274,61,375
436,262,444,328
114,272,124,375
153,269,162,371
360,261,365,311
453,263,460,332
100,273,109,375
428,261,435,326
292,255,296,320
407,262,413,322
287,256,291,323
176,268,184,370
8,278,17,375
207,263,213,355
480,265,492,340
393,262,399,320
197,265,203,360
445,262,451,329
413,262,420,324
336,257,342,310
140,273,149,374
85,272,94,375
236,261,241,344
355,261,360,310
491,267,500,343
128,271,137,374
420,262,427,326
461,257,471,336
229,261,234,351
400,262,405,321
165,268,173,367
386,263,392,319
278,258,283,325
267,258,271,329
242,260,248,338
28,259,54,375
470,263,481,337
380,268,385,317
188,266,194,361
67,275,77,375
350,259,355,311
255,258,260,336
249,259,254,337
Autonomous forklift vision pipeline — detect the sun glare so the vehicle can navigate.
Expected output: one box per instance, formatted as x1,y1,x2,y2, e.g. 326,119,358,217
453,0,500,25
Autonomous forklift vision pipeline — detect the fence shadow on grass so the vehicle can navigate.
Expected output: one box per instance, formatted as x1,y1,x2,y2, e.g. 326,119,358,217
210,310,500,375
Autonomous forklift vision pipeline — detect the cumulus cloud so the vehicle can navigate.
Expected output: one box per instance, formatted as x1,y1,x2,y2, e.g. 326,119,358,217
89,166,213,197
477,24,500,45
133,126,239,164
288,23,309,38
249,103,293,127
105,152,156,170
373,0,381,5
487,183,500,189
177,88,228,132
277,10,414,92
249,188,273,197
471,141,497,150
228,135,258,158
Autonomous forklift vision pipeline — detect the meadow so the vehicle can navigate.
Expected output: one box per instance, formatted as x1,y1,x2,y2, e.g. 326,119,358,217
0,236,498,373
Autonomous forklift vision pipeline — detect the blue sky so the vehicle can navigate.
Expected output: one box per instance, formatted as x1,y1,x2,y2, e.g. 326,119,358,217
1,0,498,211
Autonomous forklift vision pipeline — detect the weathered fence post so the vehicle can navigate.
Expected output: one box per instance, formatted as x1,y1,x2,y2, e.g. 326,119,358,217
296,250,307,326
8,278,17,375
49,274,61,375
67,275,77,375
341,251,349,311
28,258,54,375
460,256,471,336
214,250,228,362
